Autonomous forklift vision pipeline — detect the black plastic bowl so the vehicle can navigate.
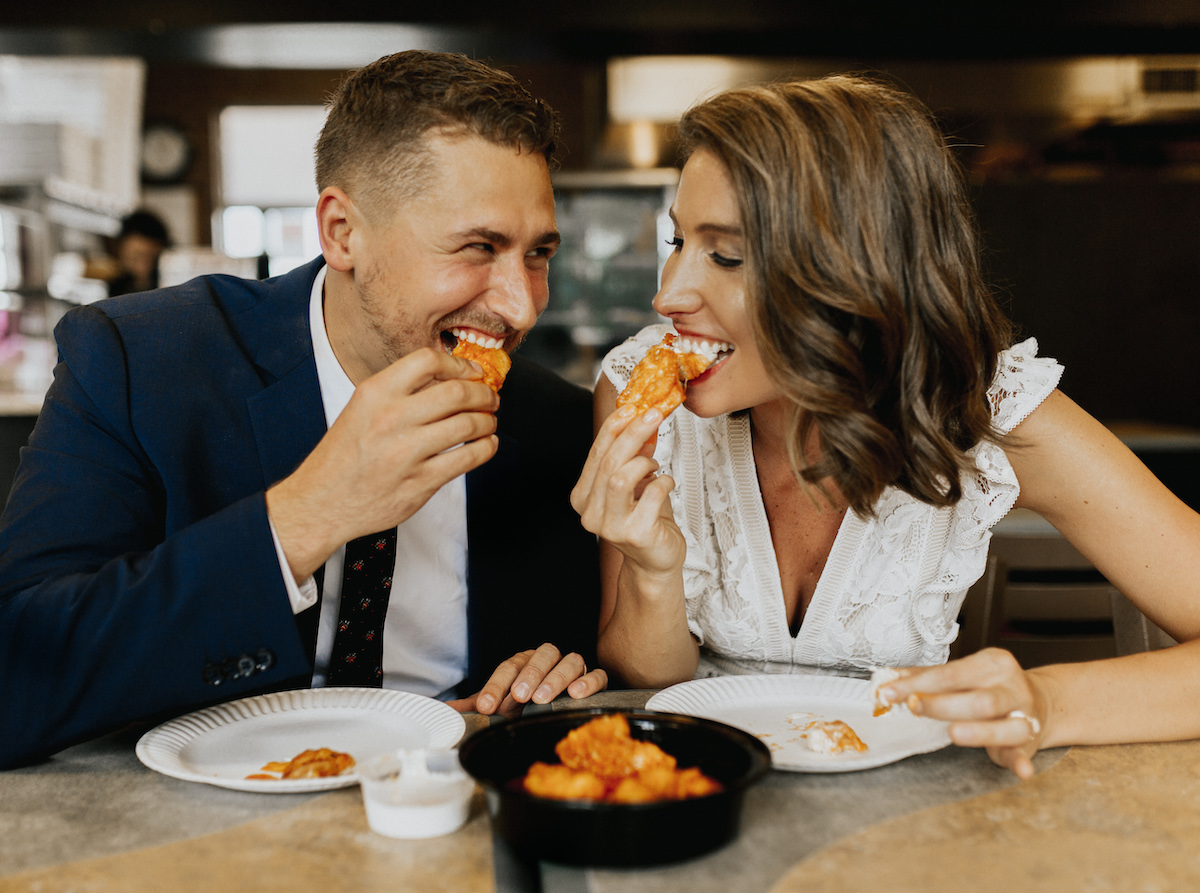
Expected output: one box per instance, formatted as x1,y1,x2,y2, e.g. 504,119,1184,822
457,708,771,867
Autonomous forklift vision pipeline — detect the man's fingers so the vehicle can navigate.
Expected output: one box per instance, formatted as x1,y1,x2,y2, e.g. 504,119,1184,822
567,668,609,699
508,643,566,703
528,652,591,704
461,649,605,717
444,694,477,714
472,649,536,715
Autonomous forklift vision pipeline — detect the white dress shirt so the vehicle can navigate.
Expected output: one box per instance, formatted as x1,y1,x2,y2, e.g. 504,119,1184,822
270,265,469,699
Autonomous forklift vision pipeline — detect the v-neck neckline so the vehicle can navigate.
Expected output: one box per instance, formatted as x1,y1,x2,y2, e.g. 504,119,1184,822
725,414,858,662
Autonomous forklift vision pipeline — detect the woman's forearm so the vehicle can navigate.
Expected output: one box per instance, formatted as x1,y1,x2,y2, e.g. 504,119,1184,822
1032,638,1200,749
597,562,698,688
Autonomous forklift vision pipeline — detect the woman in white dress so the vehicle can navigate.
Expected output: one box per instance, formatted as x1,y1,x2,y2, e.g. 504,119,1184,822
571,75,1200,778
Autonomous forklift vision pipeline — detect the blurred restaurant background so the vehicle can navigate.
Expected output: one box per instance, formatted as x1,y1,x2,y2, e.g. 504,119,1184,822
1,1,1198,661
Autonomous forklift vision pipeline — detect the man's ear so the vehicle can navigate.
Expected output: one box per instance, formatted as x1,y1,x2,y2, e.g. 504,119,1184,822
316,186,357,273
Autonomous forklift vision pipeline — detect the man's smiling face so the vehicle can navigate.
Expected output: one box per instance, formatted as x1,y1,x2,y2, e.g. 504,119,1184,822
323,131,560,385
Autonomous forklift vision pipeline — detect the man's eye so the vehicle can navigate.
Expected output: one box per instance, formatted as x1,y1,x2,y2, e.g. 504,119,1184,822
710,252,742,269
467,243,495,254
665,237,684,252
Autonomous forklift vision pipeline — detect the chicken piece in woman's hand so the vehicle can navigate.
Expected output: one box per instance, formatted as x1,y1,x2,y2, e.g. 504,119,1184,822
451,331,511,394
616,333,713,418
616,333,716,449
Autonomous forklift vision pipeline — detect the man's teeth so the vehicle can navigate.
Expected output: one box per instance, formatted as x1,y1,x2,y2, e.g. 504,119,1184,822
673,336,734,362
450,327,504,350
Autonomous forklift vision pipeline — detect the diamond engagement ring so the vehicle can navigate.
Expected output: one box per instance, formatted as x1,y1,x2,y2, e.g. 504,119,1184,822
1007,709,1041,740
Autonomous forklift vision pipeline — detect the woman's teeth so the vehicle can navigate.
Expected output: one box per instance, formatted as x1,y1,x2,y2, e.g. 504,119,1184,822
450,327,504,350
673,335,734,363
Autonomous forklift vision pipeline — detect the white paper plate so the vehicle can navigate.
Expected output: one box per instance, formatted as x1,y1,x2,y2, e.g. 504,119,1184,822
136,688,466,792
646,674,951,773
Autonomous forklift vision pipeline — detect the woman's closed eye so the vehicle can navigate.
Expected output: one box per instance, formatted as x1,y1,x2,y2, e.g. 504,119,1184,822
665,236,742,269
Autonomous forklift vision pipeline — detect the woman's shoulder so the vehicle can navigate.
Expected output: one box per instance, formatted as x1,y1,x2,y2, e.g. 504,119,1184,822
988,337,1065,435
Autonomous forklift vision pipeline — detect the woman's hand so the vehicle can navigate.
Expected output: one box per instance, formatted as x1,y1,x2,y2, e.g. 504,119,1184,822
570,403,686,578
446,643,608,719
877,648,1050,779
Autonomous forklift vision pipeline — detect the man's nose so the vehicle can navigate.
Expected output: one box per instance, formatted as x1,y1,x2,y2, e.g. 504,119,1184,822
488,257,543,332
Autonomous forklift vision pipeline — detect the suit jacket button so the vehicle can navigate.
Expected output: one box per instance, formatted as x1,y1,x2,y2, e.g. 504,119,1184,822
255,648,275,672
235,654,256,679
202,663,223,686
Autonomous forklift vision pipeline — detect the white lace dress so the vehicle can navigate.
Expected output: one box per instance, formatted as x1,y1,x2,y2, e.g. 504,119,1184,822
601,324,1064,669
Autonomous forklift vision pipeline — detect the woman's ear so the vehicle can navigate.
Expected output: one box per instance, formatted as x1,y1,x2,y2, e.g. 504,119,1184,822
316,187,357,273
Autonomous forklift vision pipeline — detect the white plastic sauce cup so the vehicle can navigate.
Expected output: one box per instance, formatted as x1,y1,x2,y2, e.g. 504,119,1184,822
358,748,476,839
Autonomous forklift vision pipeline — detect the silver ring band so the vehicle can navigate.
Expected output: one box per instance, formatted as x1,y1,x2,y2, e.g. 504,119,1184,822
1007,709,1041,739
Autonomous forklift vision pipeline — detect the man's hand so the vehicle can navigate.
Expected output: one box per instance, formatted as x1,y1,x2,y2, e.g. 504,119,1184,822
447,644,609,719
267,347,499,580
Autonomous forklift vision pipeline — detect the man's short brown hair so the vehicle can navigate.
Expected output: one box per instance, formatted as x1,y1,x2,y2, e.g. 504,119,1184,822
315,50,560,215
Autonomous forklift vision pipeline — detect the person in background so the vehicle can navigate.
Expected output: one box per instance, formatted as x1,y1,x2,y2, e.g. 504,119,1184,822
572,74,1200,779
106,209,171,296
0,50,604,770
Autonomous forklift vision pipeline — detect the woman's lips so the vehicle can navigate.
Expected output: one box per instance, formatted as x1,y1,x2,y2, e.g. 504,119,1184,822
684,354,728,387
671,331,734,387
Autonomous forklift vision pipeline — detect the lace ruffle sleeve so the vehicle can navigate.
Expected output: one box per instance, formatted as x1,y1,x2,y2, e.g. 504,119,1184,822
988,337,1064,435
952,338,1065,557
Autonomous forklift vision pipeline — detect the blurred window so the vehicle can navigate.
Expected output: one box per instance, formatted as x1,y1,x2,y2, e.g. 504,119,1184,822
216,106,325,277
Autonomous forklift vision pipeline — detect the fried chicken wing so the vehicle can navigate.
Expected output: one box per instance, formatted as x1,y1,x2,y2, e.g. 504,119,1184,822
555,712,676,781
518,714,722,804
522,762,608,801
615,333,713,418
452,338,512,393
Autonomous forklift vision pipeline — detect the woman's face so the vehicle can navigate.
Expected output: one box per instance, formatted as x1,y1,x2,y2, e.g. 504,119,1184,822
653,148,782,419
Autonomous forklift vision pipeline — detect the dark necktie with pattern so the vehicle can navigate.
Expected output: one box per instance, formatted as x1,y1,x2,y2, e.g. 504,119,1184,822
327,528,398,686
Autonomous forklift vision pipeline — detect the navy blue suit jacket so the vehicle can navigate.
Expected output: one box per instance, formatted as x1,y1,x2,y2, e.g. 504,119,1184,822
0,258,599,768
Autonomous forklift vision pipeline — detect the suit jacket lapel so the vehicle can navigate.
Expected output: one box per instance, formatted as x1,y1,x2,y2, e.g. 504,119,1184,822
242,258,329,668
243,258,328,489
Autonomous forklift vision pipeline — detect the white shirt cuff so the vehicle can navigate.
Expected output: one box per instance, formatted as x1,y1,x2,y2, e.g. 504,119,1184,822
269,518,318,614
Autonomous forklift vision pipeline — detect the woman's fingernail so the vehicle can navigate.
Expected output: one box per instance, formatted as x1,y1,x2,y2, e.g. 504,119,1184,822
477,694,495,713
512,682,530,701
643,408,662,424
567,680,585,698
616,405,635,420
533,684,553,704
906,693,923,714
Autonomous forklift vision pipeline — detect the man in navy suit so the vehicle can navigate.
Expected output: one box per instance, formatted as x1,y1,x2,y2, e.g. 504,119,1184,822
0,51,602,769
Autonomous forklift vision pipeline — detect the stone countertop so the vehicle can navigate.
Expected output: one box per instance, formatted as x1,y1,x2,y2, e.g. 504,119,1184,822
3,687,1197,892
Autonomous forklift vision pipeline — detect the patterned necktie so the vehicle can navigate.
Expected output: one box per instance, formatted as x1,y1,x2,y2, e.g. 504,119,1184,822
327,528,398,687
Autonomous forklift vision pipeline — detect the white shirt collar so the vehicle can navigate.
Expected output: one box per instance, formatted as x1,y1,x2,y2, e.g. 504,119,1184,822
308,264,355,429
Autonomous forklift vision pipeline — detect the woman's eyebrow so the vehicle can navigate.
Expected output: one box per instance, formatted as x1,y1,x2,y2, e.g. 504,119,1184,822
668,208,742,238
695,222,743,237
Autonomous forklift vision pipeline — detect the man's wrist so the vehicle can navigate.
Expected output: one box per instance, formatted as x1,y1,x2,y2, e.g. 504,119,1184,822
265,480,335,582
268,516,319,614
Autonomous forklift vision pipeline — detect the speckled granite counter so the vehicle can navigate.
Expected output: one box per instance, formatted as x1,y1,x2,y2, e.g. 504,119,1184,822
5,686,1196,893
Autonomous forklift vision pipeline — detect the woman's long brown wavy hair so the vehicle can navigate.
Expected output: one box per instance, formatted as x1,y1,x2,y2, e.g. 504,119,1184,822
677,75,1013,515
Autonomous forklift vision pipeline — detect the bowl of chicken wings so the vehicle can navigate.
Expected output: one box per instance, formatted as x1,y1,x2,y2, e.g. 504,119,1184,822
457,708,771,867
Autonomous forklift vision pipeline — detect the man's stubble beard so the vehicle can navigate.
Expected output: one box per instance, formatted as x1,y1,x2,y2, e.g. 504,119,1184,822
355,264,436,368
355,259,532,369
